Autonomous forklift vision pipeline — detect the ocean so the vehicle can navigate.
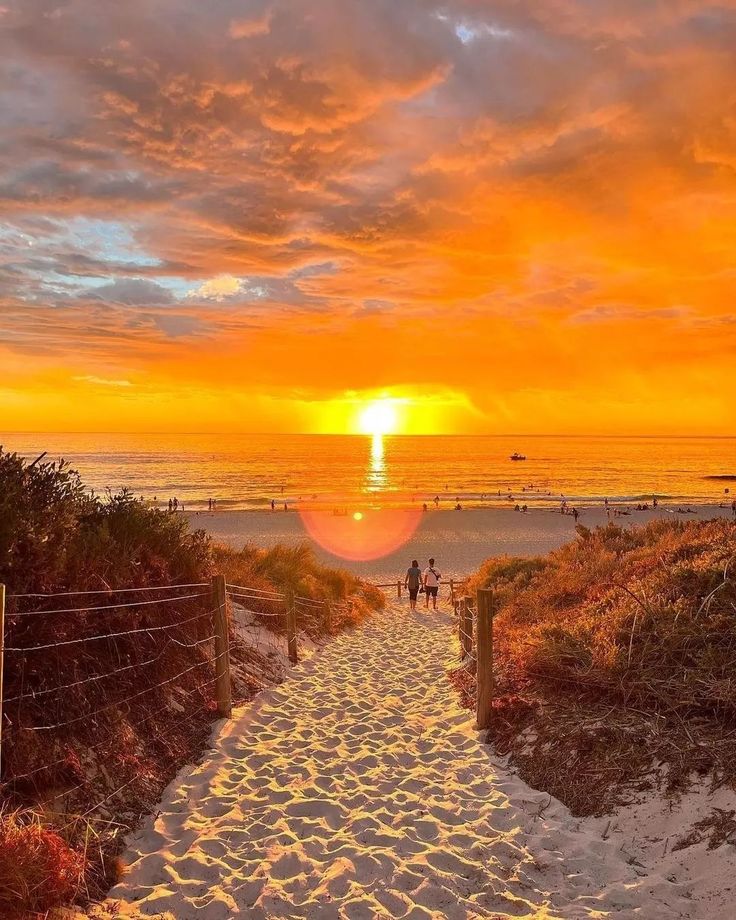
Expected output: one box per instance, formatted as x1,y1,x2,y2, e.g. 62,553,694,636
2,432,734,511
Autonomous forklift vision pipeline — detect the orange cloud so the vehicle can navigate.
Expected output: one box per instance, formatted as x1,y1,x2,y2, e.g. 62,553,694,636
1,1,735,435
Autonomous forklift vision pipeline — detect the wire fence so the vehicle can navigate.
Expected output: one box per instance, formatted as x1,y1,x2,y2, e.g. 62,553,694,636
0,576,354,832
371,576,471,604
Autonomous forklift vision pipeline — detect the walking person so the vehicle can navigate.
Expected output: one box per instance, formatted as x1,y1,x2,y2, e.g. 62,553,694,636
404,559,422,611
423,558,441,610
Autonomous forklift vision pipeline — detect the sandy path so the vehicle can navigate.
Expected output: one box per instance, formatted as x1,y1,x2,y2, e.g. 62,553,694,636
108,604,680,919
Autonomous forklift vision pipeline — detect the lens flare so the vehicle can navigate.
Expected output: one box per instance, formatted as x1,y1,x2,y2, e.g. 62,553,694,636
298,507,421,561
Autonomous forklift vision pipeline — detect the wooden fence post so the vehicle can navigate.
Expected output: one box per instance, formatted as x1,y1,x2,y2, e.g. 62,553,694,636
397,580,402,599
450,578,455,604
476,588,494,730
0,584,5,778
460,595,473,660
211,574,232,719
286,591,298,664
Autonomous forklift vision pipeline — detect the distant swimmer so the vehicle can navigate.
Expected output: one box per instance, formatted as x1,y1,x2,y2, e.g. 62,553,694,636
455,502,463,511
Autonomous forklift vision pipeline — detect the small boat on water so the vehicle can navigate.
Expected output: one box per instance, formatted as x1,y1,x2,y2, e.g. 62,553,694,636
510,452,527,461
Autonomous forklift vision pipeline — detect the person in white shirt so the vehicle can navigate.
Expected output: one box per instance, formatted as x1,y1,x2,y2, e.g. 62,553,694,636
423,558,441,610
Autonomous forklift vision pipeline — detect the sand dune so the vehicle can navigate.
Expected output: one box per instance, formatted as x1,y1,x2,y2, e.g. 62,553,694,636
107,603,694,919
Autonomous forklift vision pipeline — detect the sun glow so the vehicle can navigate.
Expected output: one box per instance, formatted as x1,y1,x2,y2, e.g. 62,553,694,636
357,399,400,436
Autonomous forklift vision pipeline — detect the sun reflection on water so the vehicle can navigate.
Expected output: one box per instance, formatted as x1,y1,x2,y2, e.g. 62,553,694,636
365,433,388,493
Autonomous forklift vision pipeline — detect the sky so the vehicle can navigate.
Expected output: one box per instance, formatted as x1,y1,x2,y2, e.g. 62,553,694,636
1,0,735,436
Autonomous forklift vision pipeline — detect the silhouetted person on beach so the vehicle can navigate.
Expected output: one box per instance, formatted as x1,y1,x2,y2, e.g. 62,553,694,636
434,495,439,507
271,499,275,511
423,559,441,610
284,502,288,511
405,560,422,611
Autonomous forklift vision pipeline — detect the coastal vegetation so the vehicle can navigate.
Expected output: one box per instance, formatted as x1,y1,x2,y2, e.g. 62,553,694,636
453,518,736,816
0,448,381,918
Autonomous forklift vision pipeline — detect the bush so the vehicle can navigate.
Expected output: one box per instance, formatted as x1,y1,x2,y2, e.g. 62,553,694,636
213,541,385,636
0,449,210,595
458,519,736,812
0,808,85,919
475,519,736,716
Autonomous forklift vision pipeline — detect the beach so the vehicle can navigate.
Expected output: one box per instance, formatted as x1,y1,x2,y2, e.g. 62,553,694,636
106,603,701,919
187,504,736,581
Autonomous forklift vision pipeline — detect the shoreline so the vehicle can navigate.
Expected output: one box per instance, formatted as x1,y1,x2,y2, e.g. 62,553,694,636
187,504,736,580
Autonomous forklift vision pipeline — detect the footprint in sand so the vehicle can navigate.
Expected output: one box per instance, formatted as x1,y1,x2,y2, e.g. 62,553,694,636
106,602,683,919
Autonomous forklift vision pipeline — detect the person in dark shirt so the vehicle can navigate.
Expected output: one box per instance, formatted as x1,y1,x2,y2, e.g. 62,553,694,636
404,560,422,610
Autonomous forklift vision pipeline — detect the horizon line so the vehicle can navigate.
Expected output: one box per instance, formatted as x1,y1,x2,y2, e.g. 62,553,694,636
2,430,736,440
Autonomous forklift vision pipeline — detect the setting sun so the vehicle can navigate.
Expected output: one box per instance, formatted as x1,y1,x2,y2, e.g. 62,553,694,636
357,400,401,436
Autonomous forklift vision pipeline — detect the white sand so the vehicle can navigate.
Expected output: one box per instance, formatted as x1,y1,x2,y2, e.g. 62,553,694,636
582,779,736,918
186,505,735,581
104,602,707,919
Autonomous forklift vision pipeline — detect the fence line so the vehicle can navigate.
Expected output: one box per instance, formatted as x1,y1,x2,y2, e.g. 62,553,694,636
22,655,224,732
8,583,208,599
5,609,211,652
0,573,339,820
8,677,219,786
3,633,216,703
0,575,410,827
450,589,495,730
8,591,209,618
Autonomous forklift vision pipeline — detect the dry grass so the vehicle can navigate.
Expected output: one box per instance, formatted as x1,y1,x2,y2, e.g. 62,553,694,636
213,541,385,637
0,807,85,919
454,519,736,815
